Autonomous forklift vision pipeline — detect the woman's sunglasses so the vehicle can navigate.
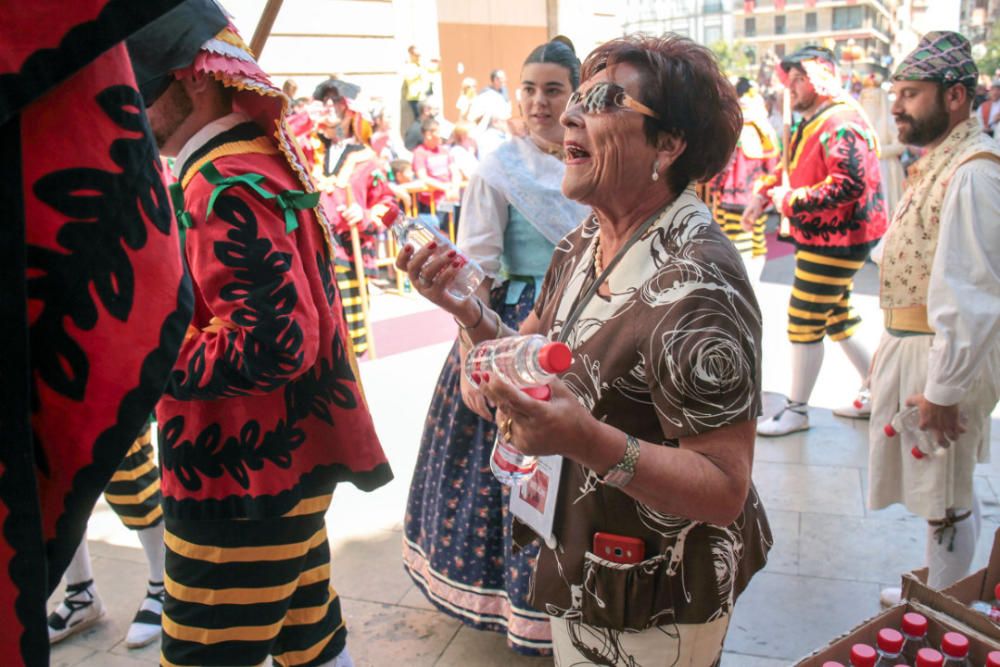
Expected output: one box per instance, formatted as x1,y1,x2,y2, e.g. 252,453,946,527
566,82,661,120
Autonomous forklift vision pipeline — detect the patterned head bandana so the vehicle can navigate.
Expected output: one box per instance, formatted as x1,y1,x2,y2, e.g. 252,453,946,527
892,31,978,89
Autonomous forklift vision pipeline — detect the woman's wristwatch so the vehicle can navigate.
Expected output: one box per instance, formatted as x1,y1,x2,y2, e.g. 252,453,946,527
601,435,640,489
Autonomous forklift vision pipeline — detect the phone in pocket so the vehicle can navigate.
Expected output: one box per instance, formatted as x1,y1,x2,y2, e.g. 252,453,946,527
593,532,645,565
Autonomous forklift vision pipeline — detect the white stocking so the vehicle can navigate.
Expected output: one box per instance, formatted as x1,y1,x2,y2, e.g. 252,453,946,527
136,522,165,584
838,336,872,382
926,495,982,590
789,342,824,405
65,537,94,586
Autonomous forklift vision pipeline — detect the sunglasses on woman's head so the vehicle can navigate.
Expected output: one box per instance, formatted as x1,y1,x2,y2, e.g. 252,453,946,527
566,82,661,120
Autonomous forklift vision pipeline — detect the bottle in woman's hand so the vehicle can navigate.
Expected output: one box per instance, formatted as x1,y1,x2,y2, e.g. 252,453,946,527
392,218,484,299
465,335,573,485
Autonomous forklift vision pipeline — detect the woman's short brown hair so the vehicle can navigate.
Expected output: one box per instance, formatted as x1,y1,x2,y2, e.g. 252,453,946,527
580,34,741,193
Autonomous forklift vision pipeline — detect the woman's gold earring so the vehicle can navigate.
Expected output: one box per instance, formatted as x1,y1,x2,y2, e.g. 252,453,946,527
651,160,660,182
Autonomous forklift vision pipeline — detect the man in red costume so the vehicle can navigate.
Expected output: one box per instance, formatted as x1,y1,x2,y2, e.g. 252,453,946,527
0,2,196,665
312,80,400,357
128,4,392,665
746,45,887,436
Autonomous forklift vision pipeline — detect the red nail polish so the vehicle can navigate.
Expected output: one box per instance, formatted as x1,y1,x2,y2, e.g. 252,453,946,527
427,242,438,250
447,250,457,258
483,372,490,382
452,260,462,267
471,372,481,384
403,244,413,253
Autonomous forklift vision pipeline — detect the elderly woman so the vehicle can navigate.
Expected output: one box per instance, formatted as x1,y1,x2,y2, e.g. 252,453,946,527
397,35,771,665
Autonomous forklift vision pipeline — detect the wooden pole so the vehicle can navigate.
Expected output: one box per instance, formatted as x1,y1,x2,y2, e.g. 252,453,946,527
249,0,284,58
779,86,792,238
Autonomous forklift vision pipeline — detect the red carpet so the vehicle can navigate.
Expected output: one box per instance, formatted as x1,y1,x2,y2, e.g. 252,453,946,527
364,307,457,360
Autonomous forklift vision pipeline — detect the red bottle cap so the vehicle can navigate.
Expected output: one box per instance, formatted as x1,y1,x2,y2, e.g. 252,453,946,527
538,342,572,374
911,446,926,460
940,631,969,658
821,662,846,667
876,628,904,653
901,612,928,636
987,650,1000,667
884,423,899,437
850,643,877,667
522,386,551,401
915,648,944,667
994,582,1000,600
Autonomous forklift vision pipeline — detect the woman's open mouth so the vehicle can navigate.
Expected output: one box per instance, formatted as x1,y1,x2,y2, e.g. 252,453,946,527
564,141,590,164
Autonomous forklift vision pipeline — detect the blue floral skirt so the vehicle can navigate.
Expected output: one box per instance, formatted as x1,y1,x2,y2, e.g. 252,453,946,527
402,280,552,655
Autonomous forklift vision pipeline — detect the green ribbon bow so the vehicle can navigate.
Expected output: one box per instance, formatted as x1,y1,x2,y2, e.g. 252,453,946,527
169,182,193,246
199,162,320,234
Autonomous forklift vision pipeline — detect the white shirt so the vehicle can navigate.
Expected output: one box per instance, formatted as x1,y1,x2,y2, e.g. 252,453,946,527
925,157,1000,405
171,112,251,178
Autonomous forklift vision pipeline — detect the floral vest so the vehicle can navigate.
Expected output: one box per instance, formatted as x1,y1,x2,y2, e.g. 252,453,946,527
880,119,1000,332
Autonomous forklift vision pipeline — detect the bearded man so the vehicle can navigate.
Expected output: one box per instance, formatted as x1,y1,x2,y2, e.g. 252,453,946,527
867,31,1000,606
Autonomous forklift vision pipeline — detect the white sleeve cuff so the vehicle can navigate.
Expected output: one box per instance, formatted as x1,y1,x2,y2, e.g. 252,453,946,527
923,381,964,407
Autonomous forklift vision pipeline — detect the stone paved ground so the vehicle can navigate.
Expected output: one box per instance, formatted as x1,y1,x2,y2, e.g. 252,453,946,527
50,250,1000,666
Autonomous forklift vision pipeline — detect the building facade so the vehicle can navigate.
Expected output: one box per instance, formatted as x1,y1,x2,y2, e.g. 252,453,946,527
622,0,735,46
733,0,896,74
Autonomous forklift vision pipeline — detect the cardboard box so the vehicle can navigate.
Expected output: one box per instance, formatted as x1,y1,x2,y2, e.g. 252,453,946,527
901,527,1000,642
795,599,1000,666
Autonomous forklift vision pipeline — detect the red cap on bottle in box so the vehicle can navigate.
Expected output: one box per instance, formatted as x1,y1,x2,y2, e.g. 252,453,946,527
940,632,969,658
876,628,904,654
915,648,943,667
850,643,877,667
987,650,1000,667
901,612,928,636
994,582,1000,600
821,662,846,667
538,342,572,374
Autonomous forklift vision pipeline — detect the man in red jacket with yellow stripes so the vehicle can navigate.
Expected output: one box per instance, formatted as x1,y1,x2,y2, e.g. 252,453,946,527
745,46,888,436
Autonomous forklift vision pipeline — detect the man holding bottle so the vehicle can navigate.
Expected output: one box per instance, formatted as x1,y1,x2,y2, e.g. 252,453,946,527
867,31,1000,605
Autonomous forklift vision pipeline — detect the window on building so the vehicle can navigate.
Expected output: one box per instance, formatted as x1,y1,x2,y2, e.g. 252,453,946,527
775,15,786,35
704,25,722,44
745,17,756,37
832,6,863,30
806,12,817,32
703,0,723,13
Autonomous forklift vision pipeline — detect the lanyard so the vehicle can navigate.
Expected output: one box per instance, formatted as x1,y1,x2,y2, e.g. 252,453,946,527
556,208,664,344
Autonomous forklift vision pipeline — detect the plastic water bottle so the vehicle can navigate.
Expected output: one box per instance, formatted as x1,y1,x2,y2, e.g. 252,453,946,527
901,612,932,663
851,644,878,667
939,632,971,667
874,628,905,666
392,218,484,300
915,648,944,667
884,406,947,460
465,335,573,486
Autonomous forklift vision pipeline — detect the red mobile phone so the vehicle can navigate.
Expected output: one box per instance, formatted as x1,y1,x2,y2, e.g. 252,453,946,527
593,532,645,565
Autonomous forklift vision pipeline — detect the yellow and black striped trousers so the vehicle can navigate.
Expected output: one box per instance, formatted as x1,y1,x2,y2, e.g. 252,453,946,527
335,262,368,357
788,249,868,344
161,495,343,667
713,207,767,259
104,425,162,529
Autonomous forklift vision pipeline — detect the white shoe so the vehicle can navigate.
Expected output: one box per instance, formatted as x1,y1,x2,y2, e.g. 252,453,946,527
880,586,902,608
48,580,106,644
124,581,164,648
757,401,810,437
833,389,871,419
